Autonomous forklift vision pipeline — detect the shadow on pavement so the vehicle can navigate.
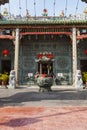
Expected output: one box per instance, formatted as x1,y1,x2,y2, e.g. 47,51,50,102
0,88,87,106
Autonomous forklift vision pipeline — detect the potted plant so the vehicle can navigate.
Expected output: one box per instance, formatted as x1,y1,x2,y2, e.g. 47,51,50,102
82,72,87,87
0,72,9,87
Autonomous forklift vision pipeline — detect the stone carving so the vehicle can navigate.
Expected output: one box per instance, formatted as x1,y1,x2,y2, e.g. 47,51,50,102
57,57,69,69
8,70,16,88
75,70,84,89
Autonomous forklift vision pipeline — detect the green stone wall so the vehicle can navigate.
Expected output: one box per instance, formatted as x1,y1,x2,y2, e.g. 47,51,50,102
19,36,72,85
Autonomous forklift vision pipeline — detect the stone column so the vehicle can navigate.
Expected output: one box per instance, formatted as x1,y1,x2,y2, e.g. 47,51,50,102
40,63,42,74
72,27,77,87
14,28,20,87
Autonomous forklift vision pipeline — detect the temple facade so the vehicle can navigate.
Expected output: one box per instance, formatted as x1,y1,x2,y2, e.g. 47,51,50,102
0,19,87,87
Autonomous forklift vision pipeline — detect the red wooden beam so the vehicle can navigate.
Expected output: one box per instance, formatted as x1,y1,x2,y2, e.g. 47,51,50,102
20,31,72,36
77,34,87,39
0,35,15,40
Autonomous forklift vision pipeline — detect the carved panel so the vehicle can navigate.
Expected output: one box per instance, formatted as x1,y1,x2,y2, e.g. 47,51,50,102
56,57,69,70
19,41,72,84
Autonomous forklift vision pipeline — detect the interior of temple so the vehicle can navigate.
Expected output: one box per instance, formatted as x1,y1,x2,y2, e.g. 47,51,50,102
38,62,53,75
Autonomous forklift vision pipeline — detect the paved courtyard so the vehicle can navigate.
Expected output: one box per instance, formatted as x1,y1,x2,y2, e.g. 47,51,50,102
0,86,87,130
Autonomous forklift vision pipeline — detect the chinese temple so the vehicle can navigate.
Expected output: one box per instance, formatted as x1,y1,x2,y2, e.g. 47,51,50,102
0,0,87,87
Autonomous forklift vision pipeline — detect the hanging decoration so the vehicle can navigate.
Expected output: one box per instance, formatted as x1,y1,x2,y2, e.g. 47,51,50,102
38,52,54,59
2,49,10,56
84,50,87,55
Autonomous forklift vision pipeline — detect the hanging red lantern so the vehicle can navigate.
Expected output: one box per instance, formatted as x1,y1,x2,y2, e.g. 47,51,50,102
84,50,87,55
2,49,10,56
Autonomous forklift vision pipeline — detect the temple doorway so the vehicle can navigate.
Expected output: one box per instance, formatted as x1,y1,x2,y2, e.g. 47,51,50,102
1,60,11,74
80,60,87,72
80,60,87,84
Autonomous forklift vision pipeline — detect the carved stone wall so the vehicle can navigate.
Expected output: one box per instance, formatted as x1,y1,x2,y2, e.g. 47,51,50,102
19,38,72,85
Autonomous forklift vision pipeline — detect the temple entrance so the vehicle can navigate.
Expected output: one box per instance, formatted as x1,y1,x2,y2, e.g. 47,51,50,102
80,60,87,72
1,60,11,74
80,60,87,84
38,63,53,74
